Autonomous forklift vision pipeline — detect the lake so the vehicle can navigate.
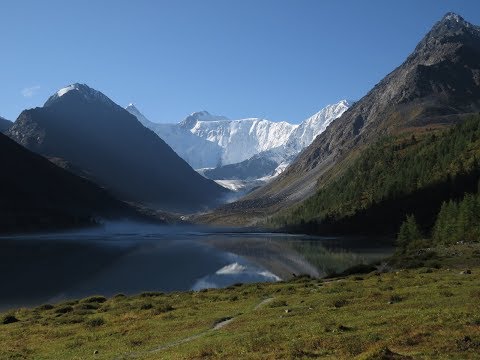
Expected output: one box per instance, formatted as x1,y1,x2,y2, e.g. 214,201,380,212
0,222,392,311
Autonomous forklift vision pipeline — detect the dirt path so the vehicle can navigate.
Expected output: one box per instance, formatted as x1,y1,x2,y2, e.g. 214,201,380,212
117,297,274,359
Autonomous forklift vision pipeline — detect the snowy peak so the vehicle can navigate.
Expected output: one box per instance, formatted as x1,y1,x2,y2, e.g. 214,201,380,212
190,116,297,165
179,111,229,130
125,103,151,126
45,83,117,108
285,99,350,151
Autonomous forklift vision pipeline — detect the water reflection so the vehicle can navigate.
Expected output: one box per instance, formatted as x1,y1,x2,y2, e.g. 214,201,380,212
0,224,392,310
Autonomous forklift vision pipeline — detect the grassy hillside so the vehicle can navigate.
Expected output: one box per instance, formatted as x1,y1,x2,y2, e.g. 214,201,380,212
270,115,480,235
1,243,479,359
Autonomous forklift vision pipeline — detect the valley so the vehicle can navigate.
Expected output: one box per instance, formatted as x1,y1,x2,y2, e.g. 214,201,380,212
1,6,480,360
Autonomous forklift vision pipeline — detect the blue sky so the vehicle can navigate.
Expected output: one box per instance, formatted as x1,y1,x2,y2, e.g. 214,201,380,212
1,0,479,124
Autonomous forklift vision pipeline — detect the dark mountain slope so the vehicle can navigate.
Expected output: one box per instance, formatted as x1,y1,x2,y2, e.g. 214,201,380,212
0,116,12,132
0,132,138,233
7,84,228,212
201,155,278,181
204,13,480,225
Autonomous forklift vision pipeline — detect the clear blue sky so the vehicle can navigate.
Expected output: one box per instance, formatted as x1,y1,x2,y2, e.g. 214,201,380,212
1,0,479,123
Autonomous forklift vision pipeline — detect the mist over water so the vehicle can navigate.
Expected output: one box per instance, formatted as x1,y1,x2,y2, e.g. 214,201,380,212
0,222,392,311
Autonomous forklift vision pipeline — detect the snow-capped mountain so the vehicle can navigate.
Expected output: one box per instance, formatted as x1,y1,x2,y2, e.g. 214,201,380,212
179,111,229,130
45,83,118,108
285,100,350,152
127,100,349,187
190,117,297,165
126,105,222,169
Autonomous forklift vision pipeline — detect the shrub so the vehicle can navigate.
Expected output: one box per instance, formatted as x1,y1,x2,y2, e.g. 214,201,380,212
86,317,105,328
55,306,74,314
81,296,107,304
2,315,19,324
35,304,54,311
140,303,153,310
140,291,163,298
153,304,174,314
76,303,99,310
389,294,403,303
333,299,349,308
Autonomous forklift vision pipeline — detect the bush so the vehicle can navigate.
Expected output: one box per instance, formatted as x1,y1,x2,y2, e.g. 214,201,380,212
140,303,153,310
2,315,19,324
140,291,164,298
35,304,54,311
81,296,107,304
389,294,403,303
85,317,105,328
76,303,99,310
55,306,74,314
153,304,174,314
333,299,349,308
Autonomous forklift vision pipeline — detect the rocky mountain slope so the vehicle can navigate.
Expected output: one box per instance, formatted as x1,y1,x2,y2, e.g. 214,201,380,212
7,84,228,212
203,13,480,224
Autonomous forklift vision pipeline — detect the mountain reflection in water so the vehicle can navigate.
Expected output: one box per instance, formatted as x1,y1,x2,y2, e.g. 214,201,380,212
0,223,392,311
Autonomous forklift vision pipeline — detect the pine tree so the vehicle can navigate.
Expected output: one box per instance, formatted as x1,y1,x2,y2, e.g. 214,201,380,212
397,214,422,252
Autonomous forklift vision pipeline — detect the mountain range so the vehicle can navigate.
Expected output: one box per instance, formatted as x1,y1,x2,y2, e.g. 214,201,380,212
2,12,479,236
200,12,480,225
126,100,349,181
7,84,228,212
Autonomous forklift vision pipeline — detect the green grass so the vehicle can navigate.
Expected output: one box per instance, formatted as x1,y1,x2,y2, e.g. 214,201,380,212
1,244,480,359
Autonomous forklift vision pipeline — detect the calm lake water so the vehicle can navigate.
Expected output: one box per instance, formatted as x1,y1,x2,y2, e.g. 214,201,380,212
0,222,392,311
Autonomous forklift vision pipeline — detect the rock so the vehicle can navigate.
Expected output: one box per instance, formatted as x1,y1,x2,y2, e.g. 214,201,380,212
285,309,290,313
460,269,472,275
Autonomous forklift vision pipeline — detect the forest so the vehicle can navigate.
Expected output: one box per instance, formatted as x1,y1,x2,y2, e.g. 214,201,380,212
271,114,480,238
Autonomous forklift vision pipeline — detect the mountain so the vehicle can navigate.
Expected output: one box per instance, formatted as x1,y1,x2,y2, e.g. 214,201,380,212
0,132,138,233
187,116,296,165
0,116,12,132
7,84,228,212
200,154,279,181
193,101,349,185
178,110,229,130
125,105,222,169
284,100,351,153
127,102,348,176
202,13,480,225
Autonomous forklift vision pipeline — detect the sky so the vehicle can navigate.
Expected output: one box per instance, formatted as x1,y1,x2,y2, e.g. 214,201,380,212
1,0,479,124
